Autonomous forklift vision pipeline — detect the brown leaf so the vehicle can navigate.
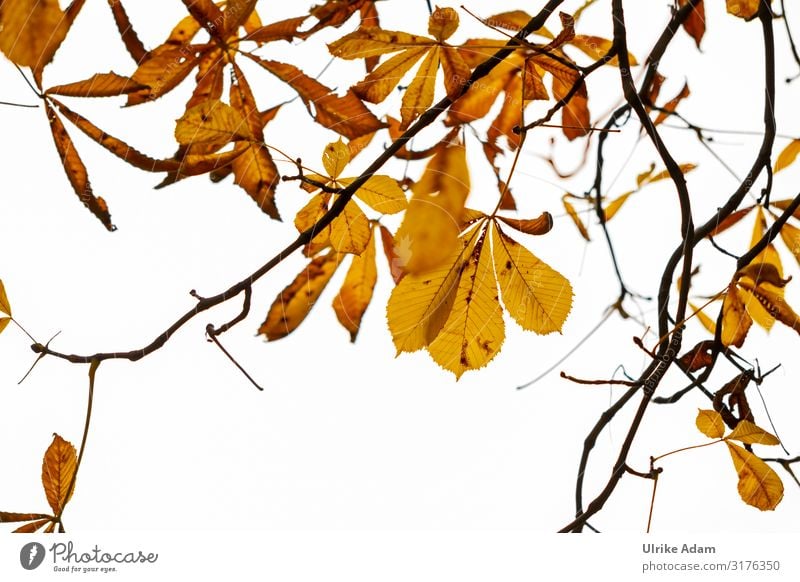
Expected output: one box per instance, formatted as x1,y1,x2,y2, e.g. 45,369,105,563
497,213,554,236
551,74,590,140
244,15,309,43
678,340,715,373
230,144,281,220
679,0,706,48
222,0,258,37
12,519,52,534
107,0,149,63
41,434,77,517
258,251,341,340
250,57,386,139
181,0,225,38
127,44,201,106
654,81,690,126
0,512,51,523
707,206,754,237
46,72,149,98
45,102,115,230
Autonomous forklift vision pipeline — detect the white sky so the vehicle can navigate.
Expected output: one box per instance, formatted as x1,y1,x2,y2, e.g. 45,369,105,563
0,0,798,536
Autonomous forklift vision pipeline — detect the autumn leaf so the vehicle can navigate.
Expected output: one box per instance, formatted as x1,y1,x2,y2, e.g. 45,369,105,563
497,212,554,236
696,409,725,439
726,0,763,21
13,519,53,534
393,142,470,274
726,442,783,510
126,44,201,106
726,420,781,446
258,251,341,340
563,195,591,241
779,222,800,265
333,230,378,341
45,102,115,231
0,512,51,523
41,434,78,517
679,0,705,48
175,100,252,146
107,0,148,63
0,279,11,335
737,277,800,335
427,230,505,378
654,81,690,126
491,223,573,334
774,139,800,173
0,0,85,86
46,72,149,98
720,284,752,347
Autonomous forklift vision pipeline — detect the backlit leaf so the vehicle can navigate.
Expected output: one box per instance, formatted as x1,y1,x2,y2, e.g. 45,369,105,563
737,277,800,335
46,72,149,98
45,102,115,231
569,35,636,67
428,6,459,42
175,100,252,146
328,28,432,59
231,144,281,220
107,0,148,63
779,222,800,265
720,284,751,347
726,442,783,510
428,234,505,378
41,434,77,516
394,143,470,274
340,176,408,214
0,318,10,335
679,0,705,48
12,519,51,534
690,301,717,335
552,74,590,140
563,195,590,240
333,232,378,341
400,47,439,129
323,139,350,180
354,47,428,103
654,82,690,126
774,139,800,173
492,224,573,334
696,409,725,439
127,45,201,105
0,279,11,316
244,16,308,43
497,213,553,236
727,420,781,446
258,251,341,340
726,0,762,21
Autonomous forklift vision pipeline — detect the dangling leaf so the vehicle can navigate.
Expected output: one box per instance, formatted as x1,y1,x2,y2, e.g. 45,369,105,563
720,284,752,347
258,251,341,340
497,213,553,236
563,195,591,241
696,409,725,439
726,442,783,510
41,434,77,517
333,232,378,341
774,139,800,173
679,0,706,48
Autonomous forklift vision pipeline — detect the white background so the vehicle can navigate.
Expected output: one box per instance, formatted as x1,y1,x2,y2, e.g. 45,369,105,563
0,0,798,546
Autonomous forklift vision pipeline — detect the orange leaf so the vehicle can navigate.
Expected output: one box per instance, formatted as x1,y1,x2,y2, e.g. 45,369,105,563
497,213,554,236
258,251,341,340
720,284,752,347
726,0,762,21
379,225,405,284
333,232,378,341
707,206,754,237
12,519,52,534
328,28,432,59
127,45,201,106
428,7,459,42
181,0,225,38
695,409,725,439
654,81,690,126
107,0,148,63
552,75,590,140
774,139,800,173
46,72,149,98
779,222,800,265
45,102,115,231
41,434,77,517
222,0,258,37
0,512,51,523
244,16,309,43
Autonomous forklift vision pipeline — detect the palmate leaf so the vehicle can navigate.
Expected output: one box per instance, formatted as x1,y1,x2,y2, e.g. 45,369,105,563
387,218,572,378
46,72,149,98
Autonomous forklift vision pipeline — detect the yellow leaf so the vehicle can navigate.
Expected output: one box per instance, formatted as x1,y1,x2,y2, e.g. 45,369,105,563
497,212,553,236
394,143,470,274
492,224,573,334
0,279,11,316
329,199,372,255
328,28,433,59
0,317,10,335
428,7,459,42
333,233,378,341
726,0,763,21
175,100,252,146
603,191,633,222
563,195,590,241
726,420,781,446
644,163,697,185
721,285,752,347
353,47,428,103
439,46,470,100
258,251,341,340
427,236,505,378
340,176,408,214
322,139,350,180
774,139,800,173
41,434,77,517
779,222,800,265
401,46,440,129
696,409,725,439
725,442,783,510
387,237,473,353
446,54,521,125
127,44,201,105
295,193,332,255
690,301,717,335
